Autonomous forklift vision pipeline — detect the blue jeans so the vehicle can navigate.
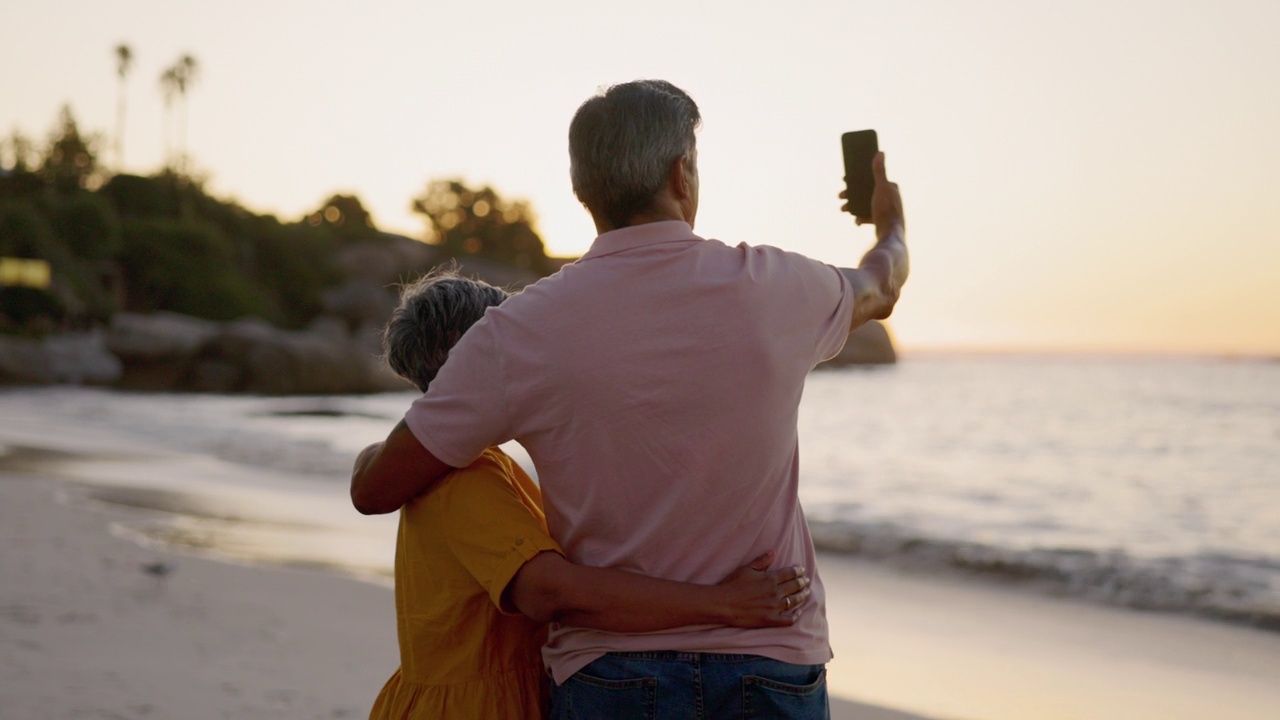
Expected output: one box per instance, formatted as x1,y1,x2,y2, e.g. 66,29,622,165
550,651,828,720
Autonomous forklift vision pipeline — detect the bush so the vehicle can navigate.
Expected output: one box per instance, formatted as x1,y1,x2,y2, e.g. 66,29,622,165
119,218,273,321
0,199,61,258
44,191,122,260
0,286,64,332
253,221,341,327
99,174,179,219
0,200,99,330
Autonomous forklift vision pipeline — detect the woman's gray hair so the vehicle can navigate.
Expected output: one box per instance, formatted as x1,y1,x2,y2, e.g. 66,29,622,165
382,270,509,393
568,79,701,229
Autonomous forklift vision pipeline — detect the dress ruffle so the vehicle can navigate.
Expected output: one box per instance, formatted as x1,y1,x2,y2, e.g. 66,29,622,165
369,664,548,719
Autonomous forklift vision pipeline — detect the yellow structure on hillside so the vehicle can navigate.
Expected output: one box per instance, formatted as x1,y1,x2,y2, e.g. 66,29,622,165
0,258,52,289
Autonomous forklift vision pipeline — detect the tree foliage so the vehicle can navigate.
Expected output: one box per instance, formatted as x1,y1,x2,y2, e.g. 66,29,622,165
0,197,109,327
305,194,380,243
0,200,65,332
99,173,177,218
45,192,121,261
40,106,103,192
0,200,61,259
102,174,345,326
3,97,562,339
412,179,551,275
114,43,133,169
2,107,354,333
253,218,342,326
117,218,270,320
159,53,198,173
1,130,39,173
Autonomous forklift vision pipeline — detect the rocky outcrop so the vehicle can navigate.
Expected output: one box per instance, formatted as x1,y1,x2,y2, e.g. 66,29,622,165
4,308,894,393
184,317,407,395
322,236,541,346
0,239,549,395
442,255,543,291
325,237,542,330
817,320,897,368
335,234,438,286
107,312,220,390
4,240,897,393
0,330,123,385
334,233,544,291
101,312,409,395
321,281,399,331
108,311,220,357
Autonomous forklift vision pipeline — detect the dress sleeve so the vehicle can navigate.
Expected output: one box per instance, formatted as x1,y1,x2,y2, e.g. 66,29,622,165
440,456,563,615
403,319,512,469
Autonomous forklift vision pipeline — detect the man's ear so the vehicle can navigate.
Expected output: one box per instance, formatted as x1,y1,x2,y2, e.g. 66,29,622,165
669,154,693,200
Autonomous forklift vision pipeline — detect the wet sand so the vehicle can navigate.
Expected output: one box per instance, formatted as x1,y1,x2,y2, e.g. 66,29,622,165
821,552,1280,720
5,427,1280,719
0,467,927,720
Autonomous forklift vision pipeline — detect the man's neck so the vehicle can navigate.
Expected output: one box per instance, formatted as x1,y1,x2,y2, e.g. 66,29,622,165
593,196,690,235
594,213,686,236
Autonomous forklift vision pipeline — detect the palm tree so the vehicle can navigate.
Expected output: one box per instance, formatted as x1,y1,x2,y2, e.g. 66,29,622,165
174,54,198,174
159,53,198,173
159,65,179,170
113,43,132,171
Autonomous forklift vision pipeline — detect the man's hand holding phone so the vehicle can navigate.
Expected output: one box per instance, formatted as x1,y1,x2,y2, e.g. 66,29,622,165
842,152,904,242
836,144,909,328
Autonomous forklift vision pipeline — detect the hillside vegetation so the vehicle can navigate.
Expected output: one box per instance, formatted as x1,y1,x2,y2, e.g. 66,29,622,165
1,106,554,338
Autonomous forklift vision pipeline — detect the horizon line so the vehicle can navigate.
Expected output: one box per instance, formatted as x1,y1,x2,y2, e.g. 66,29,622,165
894,344,1280,362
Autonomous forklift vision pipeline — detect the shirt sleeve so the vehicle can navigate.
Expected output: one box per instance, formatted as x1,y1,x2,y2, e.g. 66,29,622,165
440,455,563,615
811,263,857,363
751,244,857,366
403,318,512,469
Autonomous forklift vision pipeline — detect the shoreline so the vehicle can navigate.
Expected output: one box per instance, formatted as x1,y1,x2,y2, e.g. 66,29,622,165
4,418,1280,719
6,365,1278,641
808,519,1280,635
0,462,931,720
0,470,398,720
820,551,1280,720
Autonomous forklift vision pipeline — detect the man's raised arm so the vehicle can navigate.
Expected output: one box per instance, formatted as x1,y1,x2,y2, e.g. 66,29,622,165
840,152,909,330
351,419,456,515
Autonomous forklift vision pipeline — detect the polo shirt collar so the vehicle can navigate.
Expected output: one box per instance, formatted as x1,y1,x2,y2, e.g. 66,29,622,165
580,220,701,261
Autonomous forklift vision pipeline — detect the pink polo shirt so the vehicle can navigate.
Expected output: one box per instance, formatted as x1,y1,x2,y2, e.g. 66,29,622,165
405,220,855,683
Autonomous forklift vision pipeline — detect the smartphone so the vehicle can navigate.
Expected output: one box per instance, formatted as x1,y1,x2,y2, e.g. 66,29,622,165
841,130,878,218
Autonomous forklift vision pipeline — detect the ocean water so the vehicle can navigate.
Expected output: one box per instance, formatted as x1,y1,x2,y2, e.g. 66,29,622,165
798,356,1280,629
2,355,1277,630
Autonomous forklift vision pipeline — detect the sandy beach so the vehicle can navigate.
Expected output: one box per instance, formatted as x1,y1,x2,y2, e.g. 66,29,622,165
4,411,1280,719
0,462,926,720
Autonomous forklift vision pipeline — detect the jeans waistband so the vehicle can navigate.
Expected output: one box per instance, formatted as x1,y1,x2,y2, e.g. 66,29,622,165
603,651,787,664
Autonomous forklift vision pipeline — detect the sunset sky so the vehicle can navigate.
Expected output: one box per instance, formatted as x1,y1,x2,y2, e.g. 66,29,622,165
4,0,1278,355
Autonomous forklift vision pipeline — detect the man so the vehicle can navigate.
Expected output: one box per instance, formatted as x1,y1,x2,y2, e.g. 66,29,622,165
351,79,907,718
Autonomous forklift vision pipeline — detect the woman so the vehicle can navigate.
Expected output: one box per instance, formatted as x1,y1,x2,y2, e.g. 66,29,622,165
356,271,810,719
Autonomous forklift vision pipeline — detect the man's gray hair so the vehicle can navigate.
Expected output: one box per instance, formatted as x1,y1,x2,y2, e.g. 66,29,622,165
382,270,508,393
569,79,701,229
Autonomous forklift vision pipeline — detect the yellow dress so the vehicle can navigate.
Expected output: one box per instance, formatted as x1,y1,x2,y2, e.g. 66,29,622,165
369,448,563,720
